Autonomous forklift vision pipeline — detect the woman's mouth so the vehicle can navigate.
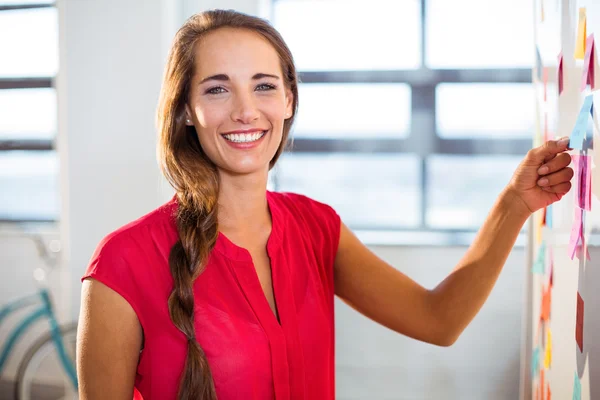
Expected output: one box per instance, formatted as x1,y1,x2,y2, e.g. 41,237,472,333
222,130,267,143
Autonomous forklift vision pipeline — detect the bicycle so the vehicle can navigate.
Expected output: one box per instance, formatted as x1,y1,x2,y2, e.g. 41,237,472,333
0,233,78,400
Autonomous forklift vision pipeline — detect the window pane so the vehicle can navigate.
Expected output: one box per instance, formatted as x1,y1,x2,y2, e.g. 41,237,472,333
0,88,56,140
0,151,59,220
426,0,533,68
0,7,58,77
273,0,421,71
275,153,421,228
436,83,534,139
294,83,411,139
426,155,521,229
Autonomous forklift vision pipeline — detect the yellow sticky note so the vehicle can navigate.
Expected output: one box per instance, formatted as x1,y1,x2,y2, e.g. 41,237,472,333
544,329,552,369
575,8,587,59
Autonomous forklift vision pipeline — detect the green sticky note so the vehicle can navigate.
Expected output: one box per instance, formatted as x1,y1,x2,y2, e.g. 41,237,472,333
573,371,582,400
532,347,541,378
532,242,546,274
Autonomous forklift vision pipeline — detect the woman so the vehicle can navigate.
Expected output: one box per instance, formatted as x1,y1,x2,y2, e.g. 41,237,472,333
76,9,573,400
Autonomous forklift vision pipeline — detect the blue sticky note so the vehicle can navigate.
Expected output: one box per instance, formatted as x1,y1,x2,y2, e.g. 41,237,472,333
532,242,546,274
532,348,541,378
573,371,582,400
570,95,594,150
546,204,553,228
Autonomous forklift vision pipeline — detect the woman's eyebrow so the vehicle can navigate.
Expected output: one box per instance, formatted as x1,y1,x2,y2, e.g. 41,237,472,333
199,73,280,85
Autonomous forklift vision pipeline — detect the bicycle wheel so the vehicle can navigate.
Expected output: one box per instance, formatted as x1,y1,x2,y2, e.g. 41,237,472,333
15,322,78,400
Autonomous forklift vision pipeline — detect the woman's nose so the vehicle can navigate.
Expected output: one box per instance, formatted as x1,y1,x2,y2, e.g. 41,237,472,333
231,93,260,124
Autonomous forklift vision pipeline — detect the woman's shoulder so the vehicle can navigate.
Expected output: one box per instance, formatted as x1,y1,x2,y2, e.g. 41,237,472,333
269,190,335,214
92,195,179,261
269,190,339,228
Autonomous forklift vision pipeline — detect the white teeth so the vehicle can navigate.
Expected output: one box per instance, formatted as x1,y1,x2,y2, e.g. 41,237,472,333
223,131,266,143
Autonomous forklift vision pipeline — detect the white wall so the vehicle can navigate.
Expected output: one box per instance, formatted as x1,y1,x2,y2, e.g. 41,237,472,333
0,0,527,398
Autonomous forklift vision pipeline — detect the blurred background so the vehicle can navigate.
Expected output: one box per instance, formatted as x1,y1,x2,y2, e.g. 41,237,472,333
0,0,535,399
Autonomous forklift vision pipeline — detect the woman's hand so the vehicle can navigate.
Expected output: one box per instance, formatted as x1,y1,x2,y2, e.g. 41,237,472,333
506,137,574,215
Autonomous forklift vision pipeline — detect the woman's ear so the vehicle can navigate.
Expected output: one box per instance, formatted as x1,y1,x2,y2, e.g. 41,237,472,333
284,88,294,119
184,104,194,126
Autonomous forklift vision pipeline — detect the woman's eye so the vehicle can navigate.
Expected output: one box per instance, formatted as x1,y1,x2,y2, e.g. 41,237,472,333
206,86,226,95
257,83,276,91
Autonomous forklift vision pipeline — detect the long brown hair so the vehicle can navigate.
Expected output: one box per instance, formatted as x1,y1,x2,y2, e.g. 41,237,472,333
156,9,298,400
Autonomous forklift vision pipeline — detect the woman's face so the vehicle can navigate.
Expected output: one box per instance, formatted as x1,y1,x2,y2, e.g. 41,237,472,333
186,27,293,176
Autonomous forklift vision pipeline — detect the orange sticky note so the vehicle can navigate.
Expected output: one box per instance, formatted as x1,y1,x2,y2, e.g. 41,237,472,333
541,285,551,321
575,8,587,60
547,384,551,400
541,369,545,400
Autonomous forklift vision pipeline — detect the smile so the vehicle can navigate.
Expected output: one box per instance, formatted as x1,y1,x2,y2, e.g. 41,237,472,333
222,130,267,143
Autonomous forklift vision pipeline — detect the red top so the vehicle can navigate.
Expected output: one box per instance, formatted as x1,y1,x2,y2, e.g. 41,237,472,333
82,191,341,400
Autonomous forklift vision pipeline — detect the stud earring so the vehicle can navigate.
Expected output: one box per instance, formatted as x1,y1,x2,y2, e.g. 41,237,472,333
186,119,191,124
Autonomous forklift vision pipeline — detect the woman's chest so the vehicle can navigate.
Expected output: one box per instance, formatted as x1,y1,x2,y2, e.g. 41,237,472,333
139,245,334,400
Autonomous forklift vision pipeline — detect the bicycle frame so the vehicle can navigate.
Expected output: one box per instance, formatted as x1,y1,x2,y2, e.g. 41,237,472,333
0,288,78,389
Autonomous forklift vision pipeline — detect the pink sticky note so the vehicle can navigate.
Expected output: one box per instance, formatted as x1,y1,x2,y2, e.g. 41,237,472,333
573,155,592,211
581,34,595,91
569,208,583,260
584,156,592,211
558,52,564,95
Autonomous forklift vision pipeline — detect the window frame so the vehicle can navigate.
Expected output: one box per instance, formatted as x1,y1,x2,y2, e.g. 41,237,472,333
0,2,56,223
270,0,532,241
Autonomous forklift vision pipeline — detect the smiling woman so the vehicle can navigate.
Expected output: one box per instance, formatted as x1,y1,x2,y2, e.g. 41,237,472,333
183,27,293,175
76,7,572,400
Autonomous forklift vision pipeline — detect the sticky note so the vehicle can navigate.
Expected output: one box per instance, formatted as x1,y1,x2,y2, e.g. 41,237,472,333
541,369,545,400
575,8,587,60
581,34,595,91
547,383,551,400
549,248,554,287
544,329,552,369
541,285,551,321
569,208,583,260
573,371,582,400
532,347,541,377
536,46,543,81
546,204,553,228
558,52,564,95
569,95,594,150
576,292,584,352
572,155,592,211
532,241,546,274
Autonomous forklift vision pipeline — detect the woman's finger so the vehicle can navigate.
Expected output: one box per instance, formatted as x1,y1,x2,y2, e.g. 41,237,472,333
537,166,574,187
537,152,572,176
542,181,572,194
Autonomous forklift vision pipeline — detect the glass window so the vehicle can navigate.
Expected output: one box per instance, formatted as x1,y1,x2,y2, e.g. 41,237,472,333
272,0,421,71
426,155,522,229
275,153,422,228
426,0,533,69
0,88,57,140
0,7,59,77
436,83,535,139
294,83,411,139
0,151,59,220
